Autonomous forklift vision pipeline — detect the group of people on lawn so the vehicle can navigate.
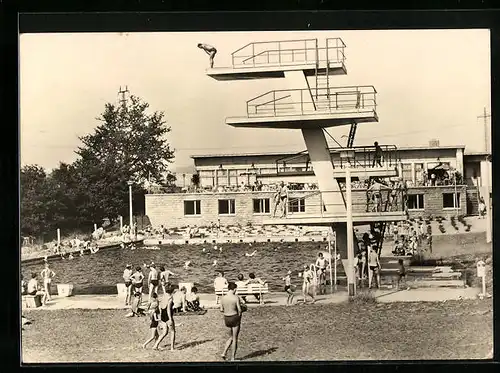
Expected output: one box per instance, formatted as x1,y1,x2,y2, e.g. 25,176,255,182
21,263,55,306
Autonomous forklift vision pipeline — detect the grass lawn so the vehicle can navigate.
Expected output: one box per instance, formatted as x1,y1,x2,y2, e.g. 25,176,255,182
22,299,493,362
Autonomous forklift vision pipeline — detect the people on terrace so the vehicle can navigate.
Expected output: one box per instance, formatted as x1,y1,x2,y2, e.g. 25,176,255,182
373,141,383,167
197,43,217,68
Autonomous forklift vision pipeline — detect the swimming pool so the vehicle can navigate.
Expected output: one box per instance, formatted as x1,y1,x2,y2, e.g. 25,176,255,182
21,241,336,294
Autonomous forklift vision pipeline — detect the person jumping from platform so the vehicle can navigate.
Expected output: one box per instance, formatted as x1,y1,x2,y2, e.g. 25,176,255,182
197,43,217,68
373,141,383,167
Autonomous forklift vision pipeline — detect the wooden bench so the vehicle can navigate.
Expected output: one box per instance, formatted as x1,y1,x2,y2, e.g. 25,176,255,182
22,294,42,308
214,284,270,305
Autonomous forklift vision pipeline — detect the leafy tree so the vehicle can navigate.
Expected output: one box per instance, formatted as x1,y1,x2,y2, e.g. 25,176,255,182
76,95,175,185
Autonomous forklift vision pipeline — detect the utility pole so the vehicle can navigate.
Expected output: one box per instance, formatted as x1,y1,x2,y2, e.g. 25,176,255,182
477,107,491,153
118,85,130,106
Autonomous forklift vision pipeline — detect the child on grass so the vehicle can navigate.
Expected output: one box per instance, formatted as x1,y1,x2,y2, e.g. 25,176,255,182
282,270,294,306
143,301,161,348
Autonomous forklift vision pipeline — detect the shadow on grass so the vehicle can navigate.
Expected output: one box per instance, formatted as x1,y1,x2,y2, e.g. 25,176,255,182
241,347,278,360
177,339,214,350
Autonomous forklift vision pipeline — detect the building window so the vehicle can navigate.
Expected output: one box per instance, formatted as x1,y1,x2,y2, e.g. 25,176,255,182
218,199,236,215
228,169,238,186
443,193,460,209
217,169,228,186
402,163,412,181
199,170,214,187
289,198,306,213
407,194,424,210
253,198,270,214
184,200,201,215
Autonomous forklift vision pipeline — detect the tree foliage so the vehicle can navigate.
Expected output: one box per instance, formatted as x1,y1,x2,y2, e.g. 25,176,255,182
21,93,174,238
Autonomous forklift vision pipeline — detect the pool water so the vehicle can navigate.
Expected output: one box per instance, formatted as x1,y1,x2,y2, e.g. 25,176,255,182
21,241,336,295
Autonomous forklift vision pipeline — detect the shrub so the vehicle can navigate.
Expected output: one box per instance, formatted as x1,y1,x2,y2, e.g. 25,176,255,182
349,290,377,304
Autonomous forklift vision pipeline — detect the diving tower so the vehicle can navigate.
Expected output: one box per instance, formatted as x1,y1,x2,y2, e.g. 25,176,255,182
206,37,408,296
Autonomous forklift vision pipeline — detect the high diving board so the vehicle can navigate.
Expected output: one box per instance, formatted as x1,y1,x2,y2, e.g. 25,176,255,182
226,109,378,129
263,211,407,226
206,61,346,81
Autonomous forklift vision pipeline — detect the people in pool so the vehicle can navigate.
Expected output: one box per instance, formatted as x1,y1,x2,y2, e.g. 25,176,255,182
220,282,244,361
282,270,294,306
123,264,133,306
153,285,176,351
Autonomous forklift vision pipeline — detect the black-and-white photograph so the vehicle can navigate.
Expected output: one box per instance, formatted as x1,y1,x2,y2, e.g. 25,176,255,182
20,29,492,362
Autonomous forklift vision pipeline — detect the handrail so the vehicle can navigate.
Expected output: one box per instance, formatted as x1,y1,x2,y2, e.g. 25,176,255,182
255,94,292,109
247,86,377,102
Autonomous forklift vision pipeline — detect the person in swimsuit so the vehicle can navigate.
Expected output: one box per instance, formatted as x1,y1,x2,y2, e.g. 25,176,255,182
197,43,217,68
40,264,55,302
153,285,176,351
159,266,175,296
396,259,409,290
367,246,381,289
315,252,327,295
143,301,161,349
131,267,145,304
301,265,316,304
173,287,187,313
278,181,289,218
186,286,203,311
123,264,133,306
220,282,243,361
148,263,160,303
282,270,294,306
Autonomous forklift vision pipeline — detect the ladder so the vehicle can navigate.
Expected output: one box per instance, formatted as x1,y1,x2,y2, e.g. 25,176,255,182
346,122,357,147
314,39,330,105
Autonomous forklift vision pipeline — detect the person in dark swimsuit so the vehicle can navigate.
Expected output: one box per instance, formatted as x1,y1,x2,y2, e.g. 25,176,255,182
197,43,217,68
142,301,161,349
123,264,133,306
131,267,144,304
148,263,159,304
153,285,176,351
220,282,244,361
282,270,294,306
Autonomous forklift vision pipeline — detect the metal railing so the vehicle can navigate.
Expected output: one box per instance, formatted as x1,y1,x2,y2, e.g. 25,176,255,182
278,188,407,219
231,38,346,69
246,86,377,118
273,144,398,174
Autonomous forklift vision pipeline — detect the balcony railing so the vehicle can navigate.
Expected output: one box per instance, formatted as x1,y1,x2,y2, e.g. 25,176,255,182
280,188,407,219
246,86,377,118
231,38,346,69
274,144,399,174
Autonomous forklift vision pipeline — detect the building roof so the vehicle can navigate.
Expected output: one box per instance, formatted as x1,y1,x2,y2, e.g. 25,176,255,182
190,145,466,159
464,151,491,156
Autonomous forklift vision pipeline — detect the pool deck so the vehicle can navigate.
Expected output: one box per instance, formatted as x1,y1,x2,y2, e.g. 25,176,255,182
23,287,481,311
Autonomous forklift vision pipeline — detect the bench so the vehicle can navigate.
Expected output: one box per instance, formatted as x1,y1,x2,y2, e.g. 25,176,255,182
22,294,42,308
214,284,270,305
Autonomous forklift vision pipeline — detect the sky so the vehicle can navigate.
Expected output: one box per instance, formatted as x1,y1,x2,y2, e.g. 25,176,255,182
20,29,491,173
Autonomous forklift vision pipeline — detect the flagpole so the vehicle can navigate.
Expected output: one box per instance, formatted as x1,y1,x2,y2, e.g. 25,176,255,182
334,230,337,291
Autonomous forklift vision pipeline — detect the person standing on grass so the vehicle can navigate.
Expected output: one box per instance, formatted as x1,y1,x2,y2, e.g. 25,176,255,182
315,252,327,295
396,259,410,290
40,263,55,302
153,285,176,351
123,264,133,306
159,266,175,295
301,265,316,304
282,270,294,306
368,246,381,289
220,282,244,361
143,300,161,349
131,267,145,305
148,263,160,303
197,43,217,68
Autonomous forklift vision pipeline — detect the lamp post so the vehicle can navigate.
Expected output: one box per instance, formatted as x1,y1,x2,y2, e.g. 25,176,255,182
127,180,133,234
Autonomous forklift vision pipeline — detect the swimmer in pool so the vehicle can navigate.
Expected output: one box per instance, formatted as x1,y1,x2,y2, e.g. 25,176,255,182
220,282,244,361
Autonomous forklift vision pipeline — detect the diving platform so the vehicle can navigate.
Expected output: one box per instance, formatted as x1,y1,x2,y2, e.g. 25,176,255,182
207,38,347,81
226,86,378,129
206,61,346,81
262,211,407,226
